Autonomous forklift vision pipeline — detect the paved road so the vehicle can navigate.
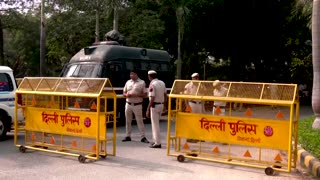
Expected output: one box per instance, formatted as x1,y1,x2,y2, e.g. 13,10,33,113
0,106,314,180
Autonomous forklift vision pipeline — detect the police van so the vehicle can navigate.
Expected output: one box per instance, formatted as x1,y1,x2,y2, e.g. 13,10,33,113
60,42,174,123
0,66,24,140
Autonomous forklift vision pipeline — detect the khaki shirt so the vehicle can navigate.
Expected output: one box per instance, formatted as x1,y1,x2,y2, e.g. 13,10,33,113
148,79,166,103
123,78,147,103
184,82,199,95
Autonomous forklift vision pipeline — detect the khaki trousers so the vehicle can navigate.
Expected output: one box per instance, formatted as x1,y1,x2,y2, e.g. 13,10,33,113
125,103,145,138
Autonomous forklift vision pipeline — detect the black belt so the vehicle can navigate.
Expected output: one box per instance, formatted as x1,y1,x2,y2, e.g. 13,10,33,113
154,102,163,105
127,102,143,106
213,105,226,108
190,101,202,104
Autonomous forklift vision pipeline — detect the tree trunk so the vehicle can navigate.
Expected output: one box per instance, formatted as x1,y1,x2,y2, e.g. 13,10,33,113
40,0,46,76
113,8,118,31
95,5,100,43
176,7,186,80
0,18,4,65
177,27,181,79
312,0,320,128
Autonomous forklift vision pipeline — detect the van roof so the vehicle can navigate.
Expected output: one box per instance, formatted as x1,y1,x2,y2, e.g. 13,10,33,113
0,66,13,72
69,45,171,63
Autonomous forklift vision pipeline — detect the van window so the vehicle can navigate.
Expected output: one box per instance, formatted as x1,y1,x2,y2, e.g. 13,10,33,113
63,64,100,77
126,61,141,70
150,63,160,71
0,73,13,91
141,62,149,70
125,61,134,70
161,64,169,71
107,64,123,87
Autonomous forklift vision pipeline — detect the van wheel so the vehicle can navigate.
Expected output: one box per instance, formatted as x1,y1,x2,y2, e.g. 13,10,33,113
0,114,9,140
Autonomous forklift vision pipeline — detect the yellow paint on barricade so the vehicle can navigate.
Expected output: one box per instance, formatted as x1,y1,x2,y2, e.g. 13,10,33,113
25,108,106,140
14,77,117,163
167,80,299,176
175,113,289,150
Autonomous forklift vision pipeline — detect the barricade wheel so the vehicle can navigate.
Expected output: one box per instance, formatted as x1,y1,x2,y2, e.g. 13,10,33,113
177,155,185,162
78,155,86,163
19,146,26,153
265,167,274,176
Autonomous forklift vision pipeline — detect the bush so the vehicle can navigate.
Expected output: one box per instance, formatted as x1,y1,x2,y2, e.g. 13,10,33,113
298,116,320,159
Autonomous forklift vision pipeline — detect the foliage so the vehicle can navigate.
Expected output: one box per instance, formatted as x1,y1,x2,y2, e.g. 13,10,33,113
290,55,313,84
123,10,165,49
0,0,314,84
46,11,97,65
299,116,320,159
3,11,40,76
293,0,313,28
0,0,35,11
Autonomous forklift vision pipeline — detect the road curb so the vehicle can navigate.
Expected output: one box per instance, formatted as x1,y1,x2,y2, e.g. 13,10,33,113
298,146,320,177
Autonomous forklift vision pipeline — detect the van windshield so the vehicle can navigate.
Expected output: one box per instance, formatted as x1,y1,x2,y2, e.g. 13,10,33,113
63,64,102,78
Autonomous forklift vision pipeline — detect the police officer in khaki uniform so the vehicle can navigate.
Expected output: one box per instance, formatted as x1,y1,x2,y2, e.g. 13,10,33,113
146,70,166,148
212,80,227,115
122,70,149,143
184,73,203,113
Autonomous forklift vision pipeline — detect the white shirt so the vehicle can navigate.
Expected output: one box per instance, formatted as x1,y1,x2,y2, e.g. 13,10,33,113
148,79,166,103
213,86,227,107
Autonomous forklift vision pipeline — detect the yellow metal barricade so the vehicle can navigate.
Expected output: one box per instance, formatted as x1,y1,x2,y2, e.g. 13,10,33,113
167,80,299,175
14,77,117,163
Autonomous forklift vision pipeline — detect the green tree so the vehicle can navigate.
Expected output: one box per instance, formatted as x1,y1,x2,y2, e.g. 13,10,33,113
46,11,98,72
124,10,165,48
0,0,35,65
4,11,40,76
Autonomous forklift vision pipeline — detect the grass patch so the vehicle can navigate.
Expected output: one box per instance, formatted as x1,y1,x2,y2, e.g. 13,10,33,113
298,116,320,159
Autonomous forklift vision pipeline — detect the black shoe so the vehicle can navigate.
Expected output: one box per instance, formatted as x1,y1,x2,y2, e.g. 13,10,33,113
149,144,161,148
141,137,149,143
122,136,131,142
